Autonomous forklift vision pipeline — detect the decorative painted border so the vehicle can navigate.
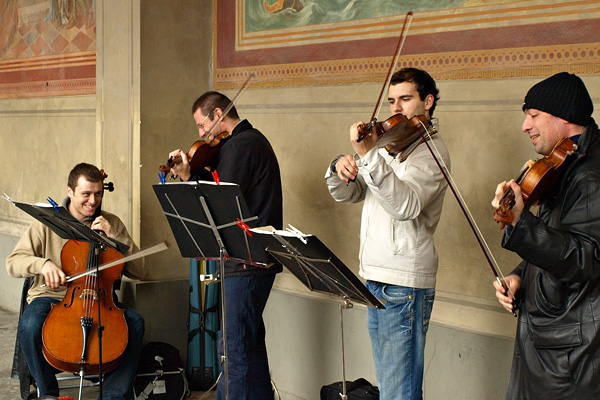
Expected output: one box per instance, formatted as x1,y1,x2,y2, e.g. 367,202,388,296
0,52,95,99
214,0,600,89
215,44,600,89
0,0,96,99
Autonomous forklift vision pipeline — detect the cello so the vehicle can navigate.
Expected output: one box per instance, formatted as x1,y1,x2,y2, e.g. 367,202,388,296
41,171,128,398
41,241,128,374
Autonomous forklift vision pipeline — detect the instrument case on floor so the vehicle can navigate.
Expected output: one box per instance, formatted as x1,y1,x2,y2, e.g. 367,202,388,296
187,259,220,391
320,378,379,400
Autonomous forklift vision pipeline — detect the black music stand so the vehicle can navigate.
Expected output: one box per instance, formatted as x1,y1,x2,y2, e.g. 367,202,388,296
6,197,128,253
153,180,269,400
4,194,129,400
251,226,384,400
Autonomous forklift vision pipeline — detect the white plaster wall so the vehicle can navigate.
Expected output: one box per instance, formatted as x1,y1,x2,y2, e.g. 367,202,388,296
264,289,515,400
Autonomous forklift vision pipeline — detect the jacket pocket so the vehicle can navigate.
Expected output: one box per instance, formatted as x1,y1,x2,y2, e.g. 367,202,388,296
529,322,581,349
391,219,414,255
534,271,567,317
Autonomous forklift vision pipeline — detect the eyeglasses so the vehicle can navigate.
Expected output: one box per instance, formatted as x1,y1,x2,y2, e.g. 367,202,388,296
196,112,212,131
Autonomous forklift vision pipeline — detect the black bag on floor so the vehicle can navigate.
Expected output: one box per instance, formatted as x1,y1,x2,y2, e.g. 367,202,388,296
320,378,379,400
133,341,189,400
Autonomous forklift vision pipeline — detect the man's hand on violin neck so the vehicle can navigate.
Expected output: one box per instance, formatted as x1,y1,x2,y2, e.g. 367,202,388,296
491,181,507,209
492,180,524,226
168,149,191,181
351,121,376,157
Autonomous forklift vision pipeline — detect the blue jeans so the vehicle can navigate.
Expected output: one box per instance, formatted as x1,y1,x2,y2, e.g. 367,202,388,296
19,297,145,399
366,281,435,400
216,275,275,400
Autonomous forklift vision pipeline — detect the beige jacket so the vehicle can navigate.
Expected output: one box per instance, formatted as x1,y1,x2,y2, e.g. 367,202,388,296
325,132,450,289
6,210,146,303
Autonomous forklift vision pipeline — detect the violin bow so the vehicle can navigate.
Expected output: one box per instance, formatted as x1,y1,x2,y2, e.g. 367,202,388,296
415,121,518,317
202,72,257,142
64,242,168,283
358,11,413,142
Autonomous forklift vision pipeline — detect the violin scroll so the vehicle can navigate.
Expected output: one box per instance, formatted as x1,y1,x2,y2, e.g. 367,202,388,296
493,191,516,228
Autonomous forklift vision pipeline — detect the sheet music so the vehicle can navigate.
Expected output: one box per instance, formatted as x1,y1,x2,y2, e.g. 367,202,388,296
3,194,129,254
251,225,384,309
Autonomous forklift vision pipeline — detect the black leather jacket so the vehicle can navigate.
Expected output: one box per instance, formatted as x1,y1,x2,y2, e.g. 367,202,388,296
502,120,600,400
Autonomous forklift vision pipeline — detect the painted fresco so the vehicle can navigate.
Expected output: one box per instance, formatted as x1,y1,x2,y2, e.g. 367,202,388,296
0,0,96,99
214,0,600,89
249,0,466,31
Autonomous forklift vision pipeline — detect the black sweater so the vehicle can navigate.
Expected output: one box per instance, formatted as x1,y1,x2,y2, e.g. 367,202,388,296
191,119,283,276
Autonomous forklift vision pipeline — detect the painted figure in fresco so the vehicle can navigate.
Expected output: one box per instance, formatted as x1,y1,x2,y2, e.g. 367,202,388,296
45,0,95,27
6,163,147,399
492,72,600,399
0,0,18,57
325,67,450,400
264,0,304,13
168,91,283,400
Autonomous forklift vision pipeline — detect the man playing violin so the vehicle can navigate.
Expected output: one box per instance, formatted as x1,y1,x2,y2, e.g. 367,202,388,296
325,67,450,400
491,72,600,399
168,91,283,400
6,163,147,399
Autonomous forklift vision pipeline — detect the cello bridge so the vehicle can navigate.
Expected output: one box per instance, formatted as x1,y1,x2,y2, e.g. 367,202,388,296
79,289,98,300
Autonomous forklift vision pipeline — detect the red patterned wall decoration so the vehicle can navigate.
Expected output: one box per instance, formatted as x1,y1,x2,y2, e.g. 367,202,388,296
0,0,95,99
214,0,600,89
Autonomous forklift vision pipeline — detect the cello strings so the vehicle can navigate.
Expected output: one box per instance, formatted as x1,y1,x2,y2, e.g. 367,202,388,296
84,244,95,319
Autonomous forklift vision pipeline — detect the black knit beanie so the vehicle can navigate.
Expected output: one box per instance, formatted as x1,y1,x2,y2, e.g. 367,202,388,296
522,72,593,126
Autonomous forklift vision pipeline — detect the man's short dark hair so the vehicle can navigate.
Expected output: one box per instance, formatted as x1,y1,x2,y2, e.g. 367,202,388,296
390,68,440,117
67,163,103,190
191,91,239,120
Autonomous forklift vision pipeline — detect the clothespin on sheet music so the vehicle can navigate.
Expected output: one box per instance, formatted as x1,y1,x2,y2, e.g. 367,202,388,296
158,171,166,184
235,218,253,236
211,170,221,184
46,197,60,212
286,224,307,244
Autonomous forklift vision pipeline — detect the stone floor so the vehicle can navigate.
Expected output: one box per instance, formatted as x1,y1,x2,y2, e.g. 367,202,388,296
0,307,215,400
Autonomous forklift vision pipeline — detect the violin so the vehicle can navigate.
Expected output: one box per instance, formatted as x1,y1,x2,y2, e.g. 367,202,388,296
41,240,127,374
494,137,578,228
158,131,231,176
357,113,435,156
159,72,256,178
351,12,420,158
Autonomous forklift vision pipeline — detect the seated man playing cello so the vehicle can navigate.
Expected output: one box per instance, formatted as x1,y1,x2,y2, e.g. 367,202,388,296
6,163,147,399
